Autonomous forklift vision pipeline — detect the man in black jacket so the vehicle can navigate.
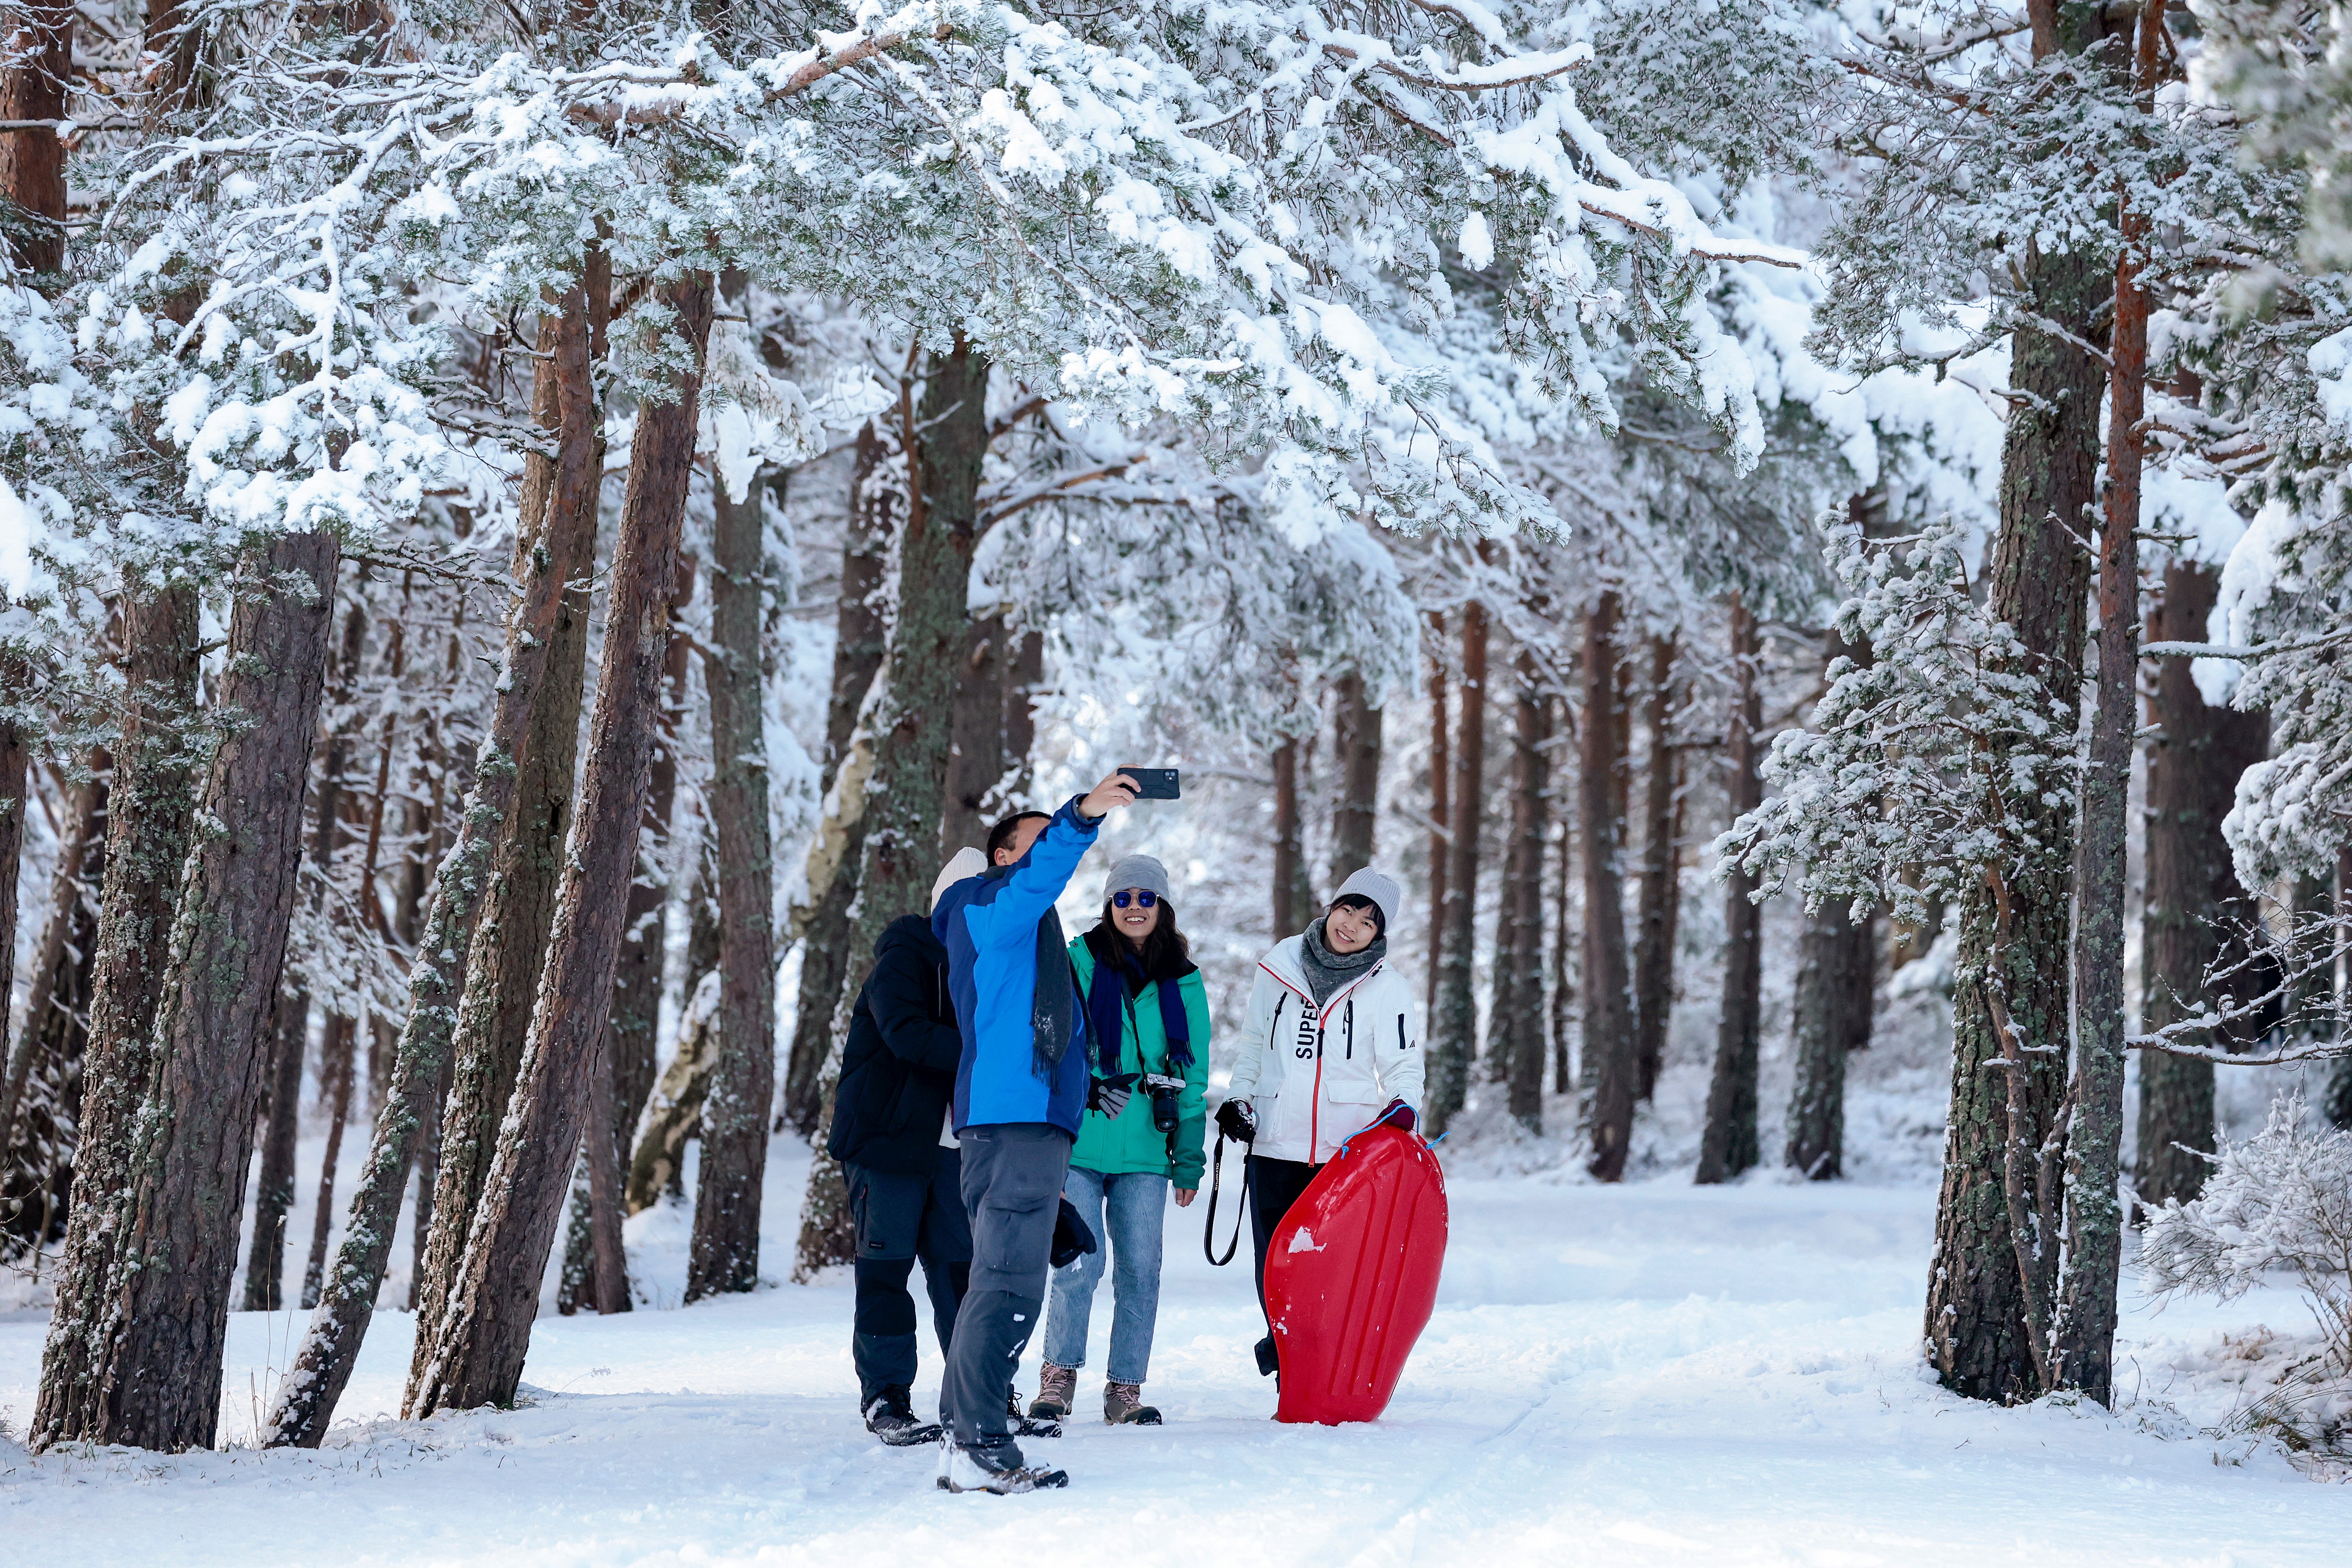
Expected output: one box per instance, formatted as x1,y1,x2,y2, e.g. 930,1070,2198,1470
826,849,988,1444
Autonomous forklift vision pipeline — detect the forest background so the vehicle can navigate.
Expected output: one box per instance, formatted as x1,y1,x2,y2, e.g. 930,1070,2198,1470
4,0,2352,1471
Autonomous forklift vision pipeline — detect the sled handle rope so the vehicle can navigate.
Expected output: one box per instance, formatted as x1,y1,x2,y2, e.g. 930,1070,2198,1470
1203,1131,1247,1266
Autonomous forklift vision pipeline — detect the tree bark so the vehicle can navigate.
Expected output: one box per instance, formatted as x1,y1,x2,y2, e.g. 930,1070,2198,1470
1631,635,1680,1103
0,712,30,1135
2059,18,2161,1397
1329,668,1381,886
792,339,990,1281
1550,715,1576,1095
781,419,896,1136
241,993,309,1311
1581,594,1639,1180
560,561,693,1316
1503,651,1550,1131
407,297,605,1387
1787,904,1875,1181
2136,561,2270,1207
265,278,604,1448
1,759,102,1258
31,588,199,1443
1425,601,1489,1136
630,852,720,1213
686,466,778,1301
37,532,339,1453
1271,738,1311,936
0,2,71,276
1699,597,1765,1185
299,1014,358,1310
942,613,1011,858
408,272,713,1416
1424,612,1449,1025
1924,211,2107,1410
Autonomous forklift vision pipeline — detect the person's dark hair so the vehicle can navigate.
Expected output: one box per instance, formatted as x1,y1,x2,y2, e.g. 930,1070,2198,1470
1089,898,1193,978
985,810,1052,863
1329,893,1385,936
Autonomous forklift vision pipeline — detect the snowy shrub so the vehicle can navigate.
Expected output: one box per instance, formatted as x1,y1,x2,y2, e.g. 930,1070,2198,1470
2143,1095,2352,1372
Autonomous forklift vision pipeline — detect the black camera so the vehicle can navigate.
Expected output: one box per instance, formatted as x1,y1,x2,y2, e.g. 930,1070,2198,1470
1141,1073,1185,1136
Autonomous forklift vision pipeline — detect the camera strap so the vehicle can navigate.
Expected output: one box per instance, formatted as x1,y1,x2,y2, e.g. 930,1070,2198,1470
1203,1132,1246,1267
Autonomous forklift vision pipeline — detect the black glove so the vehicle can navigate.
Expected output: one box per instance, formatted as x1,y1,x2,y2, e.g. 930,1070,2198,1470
1086,1072,1137,1118
1051,1196,1098,1269
1216,1098,1256,1143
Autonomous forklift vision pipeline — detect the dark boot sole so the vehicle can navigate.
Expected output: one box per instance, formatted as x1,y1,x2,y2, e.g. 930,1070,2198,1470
872,1421,944,1447
936,1469,1070,1494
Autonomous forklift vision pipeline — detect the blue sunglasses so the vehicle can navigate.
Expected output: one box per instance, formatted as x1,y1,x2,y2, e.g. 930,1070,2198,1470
1112,889,1160,909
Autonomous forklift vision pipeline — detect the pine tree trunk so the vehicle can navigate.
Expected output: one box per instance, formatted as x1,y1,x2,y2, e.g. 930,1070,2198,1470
1271,739,1310,935
299,1014,358,1310
2136,561,2269,1207
1580,594,1639,1179
1424,612,1450,1025
1699,597,1765,1185
1924,230,2106,1408
37,532,339,1452
1631,635,1679,1103
1550,723,1576,1095
407,272,713,1417
942,613,1010,858
1504,652,1550,1131
1329,669,1381,886
561,563,692,1316
31,589,199,1441
1426,602,1489,1136
241,993,309,1311
406,297,606,1391
782,420,896,1136
0,2,71,277
0,715,31,1128
267,278,605,1448
1,759,102,1258
686,470,777,1301
2059,52,2160,1396
630,861,720,1213
792,339,990,1281
1787,904,1875,1180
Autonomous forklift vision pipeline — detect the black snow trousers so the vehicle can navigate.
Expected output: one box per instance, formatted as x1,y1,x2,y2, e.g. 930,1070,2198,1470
847,1146,973,1409
1245,1154,1323,1373
941,1122,1071,1455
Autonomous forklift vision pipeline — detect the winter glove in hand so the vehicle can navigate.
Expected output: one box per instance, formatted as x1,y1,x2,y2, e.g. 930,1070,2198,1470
1051,1196,1098,1269
1215,1098,1257,1143
1367,1097,1416,1135
1085,1072,1137,1118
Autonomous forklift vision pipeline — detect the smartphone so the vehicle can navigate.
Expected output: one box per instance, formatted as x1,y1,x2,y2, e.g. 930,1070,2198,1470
1118,767,1181,801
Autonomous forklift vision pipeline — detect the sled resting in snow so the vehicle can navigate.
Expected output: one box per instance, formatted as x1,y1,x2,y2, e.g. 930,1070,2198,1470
1262,1122,1448,1424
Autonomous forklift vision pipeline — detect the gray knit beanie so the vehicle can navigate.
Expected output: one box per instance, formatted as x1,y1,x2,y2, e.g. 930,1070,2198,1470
1333,866,1402,931
1103,853,1172,906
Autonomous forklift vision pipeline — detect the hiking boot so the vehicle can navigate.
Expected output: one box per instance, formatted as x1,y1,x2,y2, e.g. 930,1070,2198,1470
937,1439,1070,1495
1007,1388,1062,1438
1030,1361,1077,1422
863,1386,943,1447
1104,1379,1162,1426
1254,1335,1280,1378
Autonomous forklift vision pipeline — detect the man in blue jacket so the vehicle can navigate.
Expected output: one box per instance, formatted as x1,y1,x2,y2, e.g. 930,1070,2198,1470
932,770,1138,1494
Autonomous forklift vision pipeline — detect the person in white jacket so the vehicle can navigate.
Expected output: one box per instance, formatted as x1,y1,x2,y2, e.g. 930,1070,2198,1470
1220,866,1424,1378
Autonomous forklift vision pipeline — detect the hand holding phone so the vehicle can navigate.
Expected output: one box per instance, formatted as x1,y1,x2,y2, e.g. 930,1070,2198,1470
1118,767,1181,801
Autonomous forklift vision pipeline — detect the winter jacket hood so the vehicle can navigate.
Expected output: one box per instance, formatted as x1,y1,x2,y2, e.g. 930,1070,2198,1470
933,794,1103,1137
1228,934,1425,1165
826,914,964,1174
1067,936,1211,1186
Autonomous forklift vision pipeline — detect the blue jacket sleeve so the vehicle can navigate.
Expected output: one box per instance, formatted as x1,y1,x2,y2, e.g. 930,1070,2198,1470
964,795,1101,949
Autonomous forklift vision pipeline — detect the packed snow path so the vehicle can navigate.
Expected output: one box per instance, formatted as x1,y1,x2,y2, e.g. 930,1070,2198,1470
4,1149,2348,1565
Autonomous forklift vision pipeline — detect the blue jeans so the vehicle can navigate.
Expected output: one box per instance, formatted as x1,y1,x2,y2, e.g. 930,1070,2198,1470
1041,1165,1168,1384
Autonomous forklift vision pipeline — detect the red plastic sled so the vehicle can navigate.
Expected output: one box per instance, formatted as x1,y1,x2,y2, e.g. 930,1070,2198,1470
1263,1124,1448,1424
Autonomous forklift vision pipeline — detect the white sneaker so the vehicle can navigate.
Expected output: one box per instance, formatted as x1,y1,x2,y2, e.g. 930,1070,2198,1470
936,1441,1070,1494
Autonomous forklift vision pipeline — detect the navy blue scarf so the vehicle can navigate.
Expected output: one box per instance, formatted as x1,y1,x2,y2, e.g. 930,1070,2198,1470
1083,927,1193,1077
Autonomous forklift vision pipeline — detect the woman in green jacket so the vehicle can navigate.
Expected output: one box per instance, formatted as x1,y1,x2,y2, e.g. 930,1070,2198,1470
1029,854,1209,1426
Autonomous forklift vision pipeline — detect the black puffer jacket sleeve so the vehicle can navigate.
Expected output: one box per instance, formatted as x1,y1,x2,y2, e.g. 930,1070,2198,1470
866,938,962,1075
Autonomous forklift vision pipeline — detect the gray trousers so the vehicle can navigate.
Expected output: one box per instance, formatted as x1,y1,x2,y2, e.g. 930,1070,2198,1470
941,1122,1072,1452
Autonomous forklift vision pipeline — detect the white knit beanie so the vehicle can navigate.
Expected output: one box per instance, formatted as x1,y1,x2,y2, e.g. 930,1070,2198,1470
1333,866,1402,932
931,847,987,913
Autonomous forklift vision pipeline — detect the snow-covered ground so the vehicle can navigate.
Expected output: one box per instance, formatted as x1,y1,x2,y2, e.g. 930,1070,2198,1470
4,1133,2348,1566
